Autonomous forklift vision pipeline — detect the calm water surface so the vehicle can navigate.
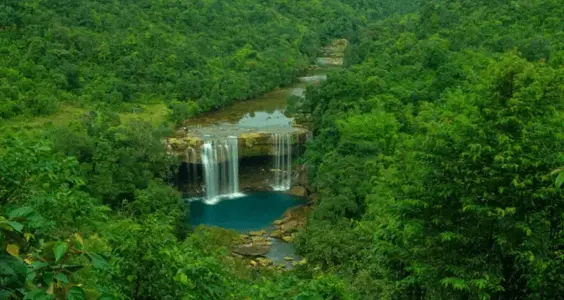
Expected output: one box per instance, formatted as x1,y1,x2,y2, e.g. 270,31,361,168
188,191,306,233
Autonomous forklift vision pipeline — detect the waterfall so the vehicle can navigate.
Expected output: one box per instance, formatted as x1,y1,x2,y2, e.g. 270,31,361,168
272,133,292,191
201,136,241,203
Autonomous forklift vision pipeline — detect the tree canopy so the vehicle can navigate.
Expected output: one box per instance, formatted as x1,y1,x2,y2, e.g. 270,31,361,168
297,0,563,298
2,0,562,299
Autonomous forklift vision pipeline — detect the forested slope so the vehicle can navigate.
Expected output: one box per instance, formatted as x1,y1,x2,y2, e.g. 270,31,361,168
0,0,372,122
298,0,563,298
1,1,410,299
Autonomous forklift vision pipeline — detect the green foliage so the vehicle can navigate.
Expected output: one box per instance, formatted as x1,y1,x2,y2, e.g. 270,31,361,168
0,0,388,123
6,0,563,298
167,100,201,126
0,207,111,299
46,111,178,207
299,0,564,299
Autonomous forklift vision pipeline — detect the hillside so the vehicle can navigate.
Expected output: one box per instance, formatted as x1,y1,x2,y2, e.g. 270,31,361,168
1,0,562,299
297,0,564,298
0,0,373,124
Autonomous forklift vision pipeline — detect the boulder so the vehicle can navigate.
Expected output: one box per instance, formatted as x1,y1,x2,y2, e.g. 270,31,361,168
251,236,269,245
232,244,270,257
248,230,266,236
249,260,258,267
256,257,273,267
270,230,284,238
282,235,294,243
280,220,299,233
284,256,294,261
288,186,308,197
273,219,285,226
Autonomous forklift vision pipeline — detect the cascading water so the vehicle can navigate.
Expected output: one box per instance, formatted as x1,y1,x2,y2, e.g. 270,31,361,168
272,133,293,191
201,136,241,204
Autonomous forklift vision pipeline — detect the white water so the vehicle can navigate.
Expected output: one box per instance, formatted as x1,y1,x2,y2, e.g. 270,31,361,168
272,133,293,191
201,137,242,204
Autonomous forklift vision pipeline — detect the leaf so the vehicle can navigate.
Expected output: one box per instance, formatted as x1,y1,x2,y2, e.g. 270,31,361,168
556,172,563,189
441,277,469,291
174,272,189,284
0,290,14,299
24,233,34,241
66,286,86,300
24,289,54,300
43,272,54,285
74,233,84,247
29,261,49,271
97,295,117,300
6,221,24,233
0,253,27,288
87,252,109,270
9,207,37,219
51,264,84,272
55,273,69,283
7,244,20,257
53,242,69,263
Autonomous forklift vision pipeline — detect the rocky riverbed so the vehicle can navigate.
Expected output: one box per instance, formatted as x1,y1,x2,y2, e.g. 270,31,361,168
231,204,310,269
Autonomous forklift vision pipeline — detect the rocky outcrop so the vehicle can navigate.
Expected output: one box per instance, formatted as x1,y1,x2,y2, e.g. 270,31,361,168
288,186,308,197
232,231,272,257
270,205,310,243
232,244,270,257
316,39,348,67
166,128,311,163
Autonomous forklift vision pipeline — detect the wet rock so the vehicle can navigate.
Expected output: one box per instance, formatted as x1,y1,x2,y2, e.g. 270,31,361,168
288,186,308,197
257,257,273,267
284,256,294,261
294,165,309,187
232,244,270,257
270,230,284,238
273,219,285,226
282,235,294,243
249,230,266,236
251,236,269,245
280,220,299,232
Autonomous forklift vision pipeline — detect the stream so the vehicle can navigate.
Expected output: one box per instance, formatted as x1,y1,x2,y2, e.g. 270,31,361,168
181,40,346,268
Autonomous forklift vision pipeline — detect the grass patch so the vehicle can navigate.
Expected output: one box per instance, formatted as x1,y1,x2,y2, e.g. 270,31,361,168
0,102,172,134
0,103,87,133
119,103,170,127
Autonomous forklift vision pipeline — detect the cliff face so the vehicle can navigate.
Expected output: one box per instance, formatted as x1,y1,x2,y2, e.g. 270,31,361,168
315,39,348,67
166,128,311,164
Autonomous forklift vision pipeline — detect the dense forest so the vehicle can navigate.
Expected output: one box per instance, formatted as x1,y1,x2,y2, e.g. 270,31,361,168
0,0,395,123
297,0,563,299
1,0,563,299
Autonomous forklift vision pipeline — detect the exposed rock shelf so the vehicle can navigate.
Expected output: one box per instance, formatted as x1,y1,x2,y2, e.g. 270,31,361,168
315,39,348,67
167,127,310,164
